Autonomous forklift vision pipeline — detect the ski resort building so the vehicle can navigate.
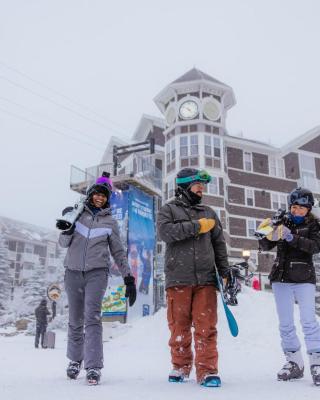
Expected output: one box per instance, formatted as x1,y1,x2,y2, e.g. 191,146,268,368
69,68,320,313
0,215,61,296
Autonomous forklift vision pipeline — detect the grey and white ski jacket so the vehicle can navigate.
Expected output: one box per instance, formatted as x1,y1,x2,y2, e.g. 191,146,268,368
59,205,131,277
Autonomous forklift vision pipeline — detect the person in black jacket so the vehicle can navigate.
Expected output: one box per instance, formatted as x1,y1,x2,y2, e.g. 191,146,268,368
258,187,320,386
158,168,231,387
34,299,50,348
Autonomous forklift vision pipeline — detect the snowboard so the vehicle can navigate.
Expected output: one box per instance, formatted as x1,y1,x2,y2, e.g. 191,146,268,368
215,268,239,337
43,331,56,349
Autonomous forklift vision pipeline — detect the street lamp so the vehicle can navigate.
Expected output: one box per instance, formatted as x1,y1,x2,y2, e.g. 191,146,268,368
242,250,251,285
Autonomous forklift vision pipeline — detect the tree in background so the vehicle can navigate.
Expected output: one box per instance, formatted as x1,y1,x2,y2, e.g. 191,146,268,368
0,230,11,318
21,262,46,316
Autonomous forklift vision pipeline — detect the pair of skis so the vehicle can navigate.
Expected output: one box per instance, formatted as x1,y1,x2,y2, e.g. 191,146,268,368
215,267,239,337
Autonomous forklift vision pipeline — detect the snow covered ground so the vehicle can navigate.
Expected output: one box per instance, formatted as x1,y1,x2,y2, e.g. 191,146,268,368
1,287,319,400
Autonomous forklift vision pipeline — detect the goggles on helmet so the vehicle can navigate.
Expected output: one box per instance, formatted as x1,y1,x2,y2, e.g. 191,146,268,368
176,169,212,185
288,190,314,207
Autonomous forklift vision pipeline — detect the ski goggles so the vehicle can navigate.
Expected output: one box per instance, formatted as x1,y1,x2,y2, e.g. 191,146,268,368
176,169,212,185
288,193,313,206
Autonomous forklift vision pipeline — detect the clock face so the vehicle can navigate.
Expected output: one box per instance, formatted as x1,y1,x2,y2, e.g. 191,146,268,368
179,100,199,120
203,99,221,121
165,106,176,126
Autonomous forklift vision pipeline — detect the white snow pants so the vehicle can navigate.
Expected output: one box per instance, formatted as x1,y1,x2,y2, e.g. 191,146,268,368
272,282,320,354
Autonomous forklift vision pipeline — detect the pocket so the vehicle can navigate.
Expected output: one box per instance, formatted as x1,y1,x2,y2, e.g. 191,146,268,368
287,261,312,282
165,246,177,271
268,261,279,280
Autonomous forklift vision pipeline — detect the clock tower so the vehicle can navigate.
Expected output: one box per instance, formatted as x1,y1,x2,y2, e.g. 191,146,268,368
153,68,236,201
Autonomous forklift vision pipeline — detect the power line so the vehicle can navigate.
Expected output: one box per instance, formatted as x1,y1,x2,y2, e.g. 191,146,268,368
0,60,128,133
0,74,128,138
0,106,102,152
0,95,108,147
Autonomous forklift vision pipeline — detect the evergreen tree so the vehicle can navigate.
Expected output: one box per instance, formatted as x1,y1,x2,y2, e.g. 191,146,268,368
0,230,11,317
21,262,46,316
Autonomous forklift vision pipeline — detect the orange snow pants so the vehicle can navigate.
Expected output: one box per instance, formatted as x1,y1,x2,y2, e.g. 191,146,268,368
166,285,218,382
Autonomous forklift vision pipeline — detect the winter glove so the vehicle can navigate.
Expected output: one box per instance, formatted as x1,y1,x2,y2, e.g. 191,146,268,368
198,218,215,234
124,275,137,307
56,207,75,232
266,224,293,242
255,218,274,238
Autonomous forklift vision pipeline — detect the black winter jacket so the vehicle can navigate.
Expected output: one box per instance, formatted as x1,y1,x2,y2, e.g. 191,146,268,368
157,194,229,289
259,213,320,284
35,304,50,328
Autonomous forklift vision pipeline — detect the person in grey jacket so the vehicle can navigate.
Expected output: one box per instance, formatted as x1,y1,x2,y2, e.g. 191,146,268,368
157,168,230,387
58,174,136,385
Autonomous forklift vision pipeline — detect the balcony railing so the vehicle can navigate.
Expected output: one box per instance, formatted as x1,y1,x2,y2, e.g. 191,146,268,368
297,176,320,194
70,155,162,194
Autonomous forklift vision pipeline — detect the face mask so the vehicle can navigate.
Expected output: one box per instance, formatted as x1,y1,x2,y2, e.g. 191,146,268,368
289,213,305,225
187,189,202,205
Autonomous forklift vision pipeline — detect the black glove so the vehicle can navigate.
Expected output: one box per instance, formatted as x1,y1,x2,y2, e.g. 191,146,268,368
56,207,75,232
124,275,137,307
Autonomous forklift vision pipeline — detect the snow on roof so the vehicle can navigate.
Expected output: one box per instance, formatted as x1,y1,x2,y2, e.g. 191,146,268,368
0,215,58,244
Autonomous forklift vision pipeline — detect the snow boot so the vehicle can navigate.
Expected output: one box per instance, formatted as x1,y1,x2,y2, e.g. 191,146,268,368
277,351,304,381
309,353,320,386
200,374,221,387
66,360,82,380
168,369,188,383
86,368,101,386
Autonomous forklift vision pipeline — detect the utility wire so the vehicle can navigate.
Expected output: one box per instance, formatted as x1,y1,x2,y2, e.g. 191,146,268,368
0,106,102,152
0,60,128,133
0,95,108,147
0,74,127,137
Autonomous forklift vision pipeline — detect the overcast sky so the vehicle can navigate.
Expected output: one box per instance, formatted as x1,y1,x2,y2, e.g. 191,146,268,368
1,0,320,228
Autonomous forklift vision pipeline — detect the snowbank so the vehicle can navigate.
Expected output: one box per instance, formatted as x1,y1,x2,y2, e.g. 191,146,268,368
0,287,319,400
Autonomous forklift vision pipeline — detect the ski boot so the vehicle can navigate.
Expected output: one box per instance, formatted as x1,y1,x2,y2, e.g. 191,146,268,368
277,351,304,381
200,374,221,387
66,360,82,380
168,369,188,383
86,368,101,386
309,353,320,386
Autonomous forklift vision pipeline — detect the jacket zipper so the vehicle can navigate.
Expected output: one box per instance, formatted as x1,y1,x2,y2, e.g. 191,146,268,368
83,213,95,271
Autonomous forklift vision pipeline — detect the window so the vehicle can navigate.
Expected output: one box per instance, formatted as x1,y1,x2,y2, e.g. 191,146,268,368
190,135,198,156
179,135,199,168
204,136,221,169
244,152,252,172
168,179,175,199
166,138,176,165
271,193,287,210
269,157,285,178
180,136,188,157
246,188,254,206
207,176,219,195
247,219,256,237
300,154,316,187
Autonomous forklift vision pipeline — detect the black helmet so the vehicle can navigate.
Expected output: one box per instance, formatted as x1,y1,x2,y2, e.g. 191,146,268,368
86,173,113,200
288,187,314,208
176,168,212,190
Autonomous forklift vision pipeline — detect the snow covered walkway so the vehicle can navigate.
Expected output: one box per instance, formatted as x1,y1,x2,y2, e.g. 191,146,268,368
1,287,319,400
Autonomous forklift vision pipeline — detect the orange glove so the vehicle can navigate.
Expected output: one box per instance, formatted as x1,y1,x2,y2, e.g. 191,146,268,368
198,218,215,234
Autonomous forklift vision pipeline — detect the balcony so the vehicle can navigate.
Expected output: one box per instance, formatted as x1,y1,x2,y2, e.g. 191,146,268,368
70,155,162,197
297,176,320,195
21,253,40,264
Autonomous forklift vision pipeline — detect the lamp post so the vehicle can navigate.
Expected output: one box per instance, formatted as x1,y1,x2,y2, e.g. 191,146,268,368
242,250,251,285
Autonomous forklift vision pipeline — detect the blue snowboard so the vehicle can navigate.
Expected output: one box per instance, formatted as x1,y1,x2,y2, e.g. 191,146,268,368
215,269,239,337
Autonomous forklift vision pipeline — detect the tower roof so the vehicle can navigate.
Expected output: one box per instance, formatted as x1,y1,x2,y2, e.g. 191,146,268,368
154,67,236,113
171,67,230,88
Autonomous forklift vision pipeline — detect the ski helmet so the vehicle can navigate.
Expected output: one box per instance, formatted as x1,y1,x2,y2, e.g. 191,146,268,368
288,187,314,208
176,168,212,190
87,172,113,200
